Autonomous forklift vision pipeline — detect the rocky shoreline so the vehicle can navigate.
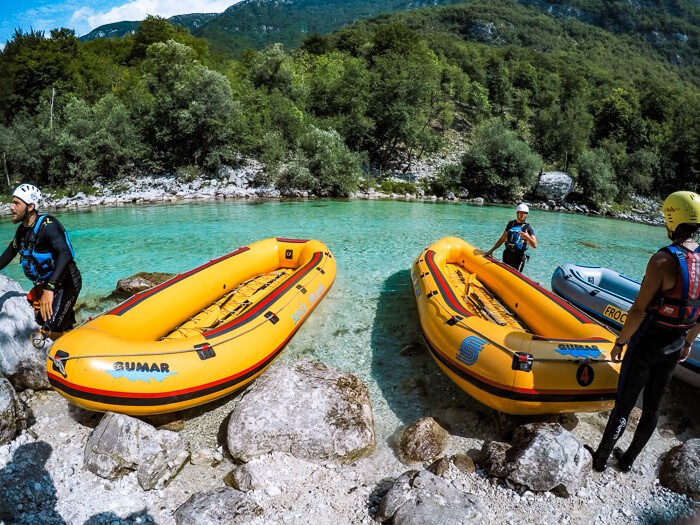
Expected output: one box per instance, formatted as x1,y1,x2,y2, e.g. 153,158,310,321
0,162,665,227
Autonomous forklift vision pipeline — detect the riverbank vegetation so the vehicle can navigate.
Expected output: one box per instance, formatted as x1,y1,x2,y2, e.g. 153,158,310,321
2,0,700,207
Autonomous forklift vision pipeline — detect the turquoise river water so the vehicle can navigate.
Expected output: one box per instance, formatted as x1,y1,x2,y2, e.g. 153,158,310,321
0,199,669,437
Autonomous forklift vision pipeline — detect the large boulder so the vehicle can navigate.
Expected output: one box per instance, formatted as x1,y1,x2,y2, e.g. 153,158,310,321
227,360,375,463
84,412,190,490
659,439,700,499
0,275,51,390
479,422,590,496
533,171,574,202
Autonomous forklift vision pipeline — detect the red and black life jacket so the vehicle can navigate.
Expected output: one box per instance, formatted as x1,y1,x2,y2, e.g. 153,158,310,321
649,243,700,328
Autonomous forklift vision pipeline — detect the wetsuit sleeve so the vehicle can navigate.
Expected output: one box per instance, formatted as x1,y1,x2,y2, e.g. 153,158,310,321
38,219,74,287
0,231,20,271
526,224,535,236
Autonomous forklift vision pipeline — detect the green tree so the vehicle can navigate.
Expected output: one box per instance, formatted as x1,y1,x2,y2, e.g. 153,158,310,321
139,40,238,169
306,52,373,151
48,95,144,185
128,15,209,62
276,127,361,196
0,28,79,122
574,148,617,208
460,119,542,200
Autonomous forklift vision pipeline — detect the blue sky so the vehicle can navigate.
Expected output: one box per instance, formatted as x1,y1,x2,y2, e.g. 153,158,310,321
0,0,238,50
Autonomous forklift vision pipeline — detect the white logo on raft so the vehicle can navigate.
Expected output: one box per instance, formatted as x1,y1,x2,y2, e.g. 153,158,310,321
411,269,421,298
292,284,325,325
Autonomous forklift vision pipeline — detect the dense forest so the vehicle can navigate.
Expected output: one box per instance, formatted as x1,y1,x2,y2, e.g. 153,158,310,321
2,0,700,207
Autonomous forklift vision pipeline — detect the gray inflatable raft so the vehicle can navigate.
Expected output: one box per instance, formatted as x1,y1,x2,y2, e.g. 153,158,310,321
552,263,699,389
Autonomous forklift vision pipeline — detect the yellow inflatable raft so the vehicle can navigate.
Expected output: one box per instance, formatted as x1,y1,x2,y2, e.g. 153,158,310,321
411,237,620,415
47,238,335,415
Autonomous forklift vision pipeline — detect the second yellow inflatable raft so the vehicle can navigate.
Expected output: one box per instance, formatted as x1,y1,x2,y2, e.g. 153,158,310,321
412,237,620,415
47,238,335,415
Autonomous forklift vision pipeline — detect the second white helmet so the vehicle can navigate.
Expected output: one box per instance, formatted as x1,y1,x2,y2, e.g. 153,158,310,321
516,203,529,213
13,184,42,209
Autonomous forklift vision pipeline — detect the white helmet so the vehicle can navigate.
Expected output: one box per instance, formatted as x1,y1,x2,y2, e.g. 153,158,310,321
516,203,529,213
13,184,42,209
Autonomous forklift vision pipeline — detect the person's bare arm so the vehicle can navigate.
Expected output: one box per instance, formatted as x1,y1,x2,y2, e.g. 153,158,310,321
681,322,700,362
484,231,507,258
611,251,671,361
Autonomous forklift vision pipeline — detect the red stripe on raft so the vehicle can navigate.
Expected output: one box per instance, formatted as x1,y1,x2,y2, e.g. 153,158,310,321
46,280,334,404
424,250,472,318
424,331,615,397
276,238,308,243
203,251,324,338
108,246,251,316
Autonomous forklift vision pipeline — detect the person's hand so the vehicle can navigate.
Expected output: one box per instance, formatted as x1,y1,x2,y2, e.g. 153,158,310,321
611,343,624,362
679,343,692,363
484,250,493,258
40,289,54,322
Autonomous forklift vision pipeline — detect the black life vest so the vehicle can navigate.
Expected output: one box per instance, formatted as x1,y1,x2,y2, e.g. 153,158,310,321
506,222,529,252
19,215,75,284
649,243,700,328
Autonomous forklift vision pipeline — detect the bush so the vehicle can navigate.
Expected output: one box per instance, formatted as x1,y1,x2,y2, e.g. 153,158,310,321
460,119,542,201
573,148,617,208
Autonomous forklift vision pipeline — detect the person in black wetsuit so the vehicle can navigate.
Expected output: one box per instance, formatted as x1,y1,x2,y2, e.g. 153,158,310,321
0,184,82,341
589,190,700,473
484,203,537,272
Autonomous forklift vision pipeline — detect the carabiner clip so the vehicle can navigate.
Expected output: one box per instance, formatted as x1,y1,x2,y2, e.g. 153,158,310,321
30,331,46,349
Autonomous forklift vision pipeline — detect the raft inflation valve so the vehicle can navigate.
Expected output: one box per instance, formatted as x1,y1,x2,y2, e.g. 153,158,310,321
512,352,534,372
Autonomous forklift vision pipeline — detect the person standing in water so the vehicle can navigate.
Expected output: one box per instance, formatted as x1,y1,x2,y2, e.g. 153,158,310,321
0,184,82,342
589,190,700,472
484,203,537,272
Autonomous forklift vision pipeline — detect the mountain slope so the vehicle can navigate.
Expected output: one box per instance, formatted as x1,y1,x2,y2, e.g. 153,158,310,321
80,13,219,41
194,0,465,56
79,0,700,69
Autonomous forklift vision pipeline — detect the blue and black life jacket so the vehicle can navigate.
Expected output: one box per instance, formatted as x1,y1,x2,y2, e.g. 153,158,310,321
649,243,700,328
20,215,75,284
505,222,529,252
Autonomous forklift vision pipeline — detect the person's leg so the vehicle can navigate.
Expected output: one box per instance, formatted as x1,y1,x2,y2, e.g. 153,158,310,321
616,358,678,471
591,347,649,471
42,277,79,334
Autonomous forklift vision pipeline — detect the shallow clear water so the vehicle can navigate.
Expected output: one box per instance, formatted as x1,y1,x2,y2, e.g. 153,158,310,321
0,200,667,436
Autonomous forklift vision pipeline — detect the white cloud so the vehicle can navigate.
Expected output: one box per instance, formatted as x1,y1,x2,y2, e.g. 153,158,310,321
70,0,235,32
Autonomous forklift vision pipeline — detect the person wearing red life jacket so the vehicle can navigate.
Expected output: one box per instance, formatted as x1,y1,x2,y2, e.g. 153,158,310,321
589,191,700,472
484,203,537,272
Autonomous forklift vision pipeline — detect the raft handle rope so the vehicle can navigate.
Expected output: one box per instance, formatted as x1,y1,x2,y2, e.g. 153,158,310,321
47,252,331,369
419,255,617,365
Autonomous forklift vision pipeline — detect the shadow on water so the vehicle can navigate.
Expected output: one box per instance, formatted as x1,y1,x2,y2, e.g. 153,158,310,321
0,441,157,525
370,270,497,441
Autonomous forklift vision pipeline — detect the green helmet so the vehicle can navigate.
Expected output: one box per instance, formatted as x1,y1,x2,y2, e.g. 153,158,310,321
663,191,700,232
